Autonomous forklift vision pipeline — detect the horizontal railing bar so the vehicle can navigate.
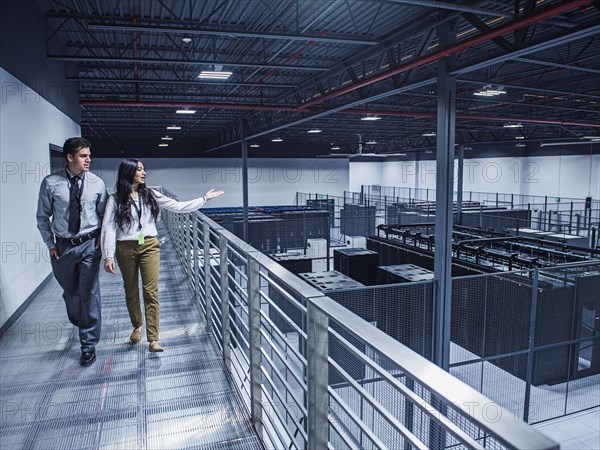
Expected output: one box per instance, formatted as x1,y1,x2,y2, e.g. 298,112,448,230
258,328,308,391
257,309,307,366
328,359,438,450
328,388,391,450
259,361,308,441
259,383,306,449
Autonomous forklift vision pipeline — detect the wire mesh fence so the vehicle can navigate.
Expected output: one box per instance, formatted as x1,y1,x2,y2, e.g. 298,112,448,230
160,187,560,449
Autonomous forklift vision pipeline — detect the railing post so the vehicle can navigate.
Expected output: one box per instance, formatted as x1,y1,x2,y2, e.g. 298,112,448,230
192,215,200,299
307,301,329,450
185,212,192,277
523,268,540,423
203,221,212,330
247,255,263,437
219,235,231,370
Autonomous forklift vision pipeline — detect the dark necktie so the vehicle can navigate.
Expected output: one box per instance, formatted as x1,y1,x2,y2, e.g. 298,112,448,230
68,175,82,234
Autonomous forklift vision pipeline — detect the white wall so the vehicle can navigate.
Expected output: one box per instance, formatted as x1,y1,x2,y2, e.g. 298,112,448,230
92,158,349,207
355,154,600,200
348,161,382,193
0,67,81,328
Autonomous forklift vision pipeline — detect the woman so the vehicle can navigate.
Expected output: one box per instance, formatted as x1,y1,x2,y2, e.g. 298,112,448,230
102,159,223,352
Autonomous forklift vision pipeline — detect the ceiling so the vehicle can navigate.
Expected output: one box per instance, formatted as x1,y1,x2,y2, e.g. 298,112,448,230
37,0,600,158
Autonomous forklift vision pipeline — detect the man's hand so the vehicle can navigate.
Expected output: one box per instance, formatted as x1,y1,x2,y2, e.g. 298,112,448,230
49,248,59,260
104,258,116,274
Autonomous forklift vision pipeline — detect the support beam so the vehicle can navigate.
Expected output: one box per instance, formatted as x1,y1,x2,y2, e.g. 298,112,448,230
433,24,455,372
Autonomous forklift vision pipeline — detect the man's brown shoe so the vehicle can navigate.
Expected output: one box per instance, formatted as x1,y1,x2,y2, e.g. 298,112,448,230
130,327,142,343
149,341,164,352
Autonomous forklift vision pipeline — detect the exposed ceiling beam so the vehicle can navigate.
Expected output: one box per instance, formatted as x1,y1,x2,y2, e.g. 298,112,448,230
451,22,600,75
381,0,510,17
513,56,600,75
83,21,379,46
79,100,600,128
296,0,595,110
48,55,328,71
68,76,295,88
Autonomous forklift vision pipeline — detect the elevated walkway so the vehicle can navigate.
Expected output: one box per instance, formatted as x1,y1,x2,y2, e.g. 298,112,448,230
0,227,261,449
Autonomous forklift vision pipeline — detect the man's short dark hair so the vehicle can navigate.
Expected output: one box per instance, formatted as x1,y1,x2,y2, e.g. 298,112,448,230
63,137,91,160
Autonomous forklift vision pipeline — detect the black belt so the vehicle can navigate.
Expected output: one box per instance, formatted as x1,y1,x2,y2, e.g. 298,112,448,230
55,229,100,246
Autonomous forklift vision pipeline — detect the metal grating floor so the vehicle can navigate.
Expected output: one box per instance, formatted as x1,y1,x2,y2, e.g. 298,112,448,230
0,228,262,450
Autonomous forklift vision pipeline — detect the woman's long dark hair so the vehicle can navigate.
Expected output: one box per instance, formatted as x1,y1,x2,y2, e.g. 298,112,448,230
114,159,160,231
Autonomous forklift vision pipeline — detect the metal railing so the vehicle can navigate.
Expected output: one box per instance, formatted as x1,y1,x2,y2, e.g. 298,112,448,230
360,185,600,237
161,188,558,450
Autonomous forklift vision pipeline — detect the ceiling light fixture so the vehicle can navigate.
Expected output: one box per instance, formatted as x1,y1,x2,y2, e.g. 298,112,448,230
474,84,507,97
515,136,525,140
182,37,192,44
581,136,600,142
166,125,181,130
198,71,233,79
161,136,173,140
271,137,283,142
250,143,260,148
158,143,169,147
366,140,377,144
176,109,196,114
307,129,322,133
422,132,436,137
198,70,233,80
541,141,600,147
331,146,340,150
361,114,381,121
503,122,523,128
515,143,526,148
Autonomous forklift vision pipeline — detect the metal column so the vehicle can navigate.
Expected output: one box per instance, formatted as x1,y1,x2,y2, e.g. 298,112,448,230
433,24,456,371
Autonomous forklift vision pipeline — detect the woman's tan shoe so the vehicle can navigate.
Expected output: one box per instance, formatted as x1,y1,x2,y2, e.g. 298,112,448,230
149,341,164,352
130,327,142,343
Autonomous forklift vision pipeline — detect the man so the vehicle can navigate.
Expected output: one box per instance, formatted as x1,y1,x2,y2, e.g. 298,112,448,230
37,137,107,366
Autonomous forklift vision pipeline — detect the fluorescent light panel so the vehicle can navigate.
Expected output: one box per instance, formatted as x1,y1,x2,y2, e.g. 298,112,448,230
161,136,173,140
198,71,233,79
250,143,260,148
272,137,283,142
166,126,181,130
158,143,169,147
307,129,322,133
361,115,381,121
176,109,196,114
474,84,506,97
503,123,523,128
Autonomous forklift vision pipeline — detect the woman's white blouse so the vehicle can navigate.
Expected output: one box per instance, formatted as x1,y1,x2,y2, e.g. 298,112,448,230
102,189,206,259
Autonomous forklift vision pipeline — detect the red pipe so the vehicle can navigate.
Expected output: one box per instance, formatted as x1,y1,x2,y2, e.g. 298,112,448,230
79,101,600,128
297,0,593,110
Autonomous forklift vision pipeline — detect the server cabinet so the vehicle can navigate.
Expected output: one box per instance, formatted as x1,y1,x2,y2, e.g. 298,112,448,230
334,248,379,286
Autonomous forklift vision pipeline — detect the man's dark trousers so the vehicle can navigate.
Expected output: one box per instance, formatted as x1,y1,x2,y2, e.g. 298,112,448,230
51,238,102,352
